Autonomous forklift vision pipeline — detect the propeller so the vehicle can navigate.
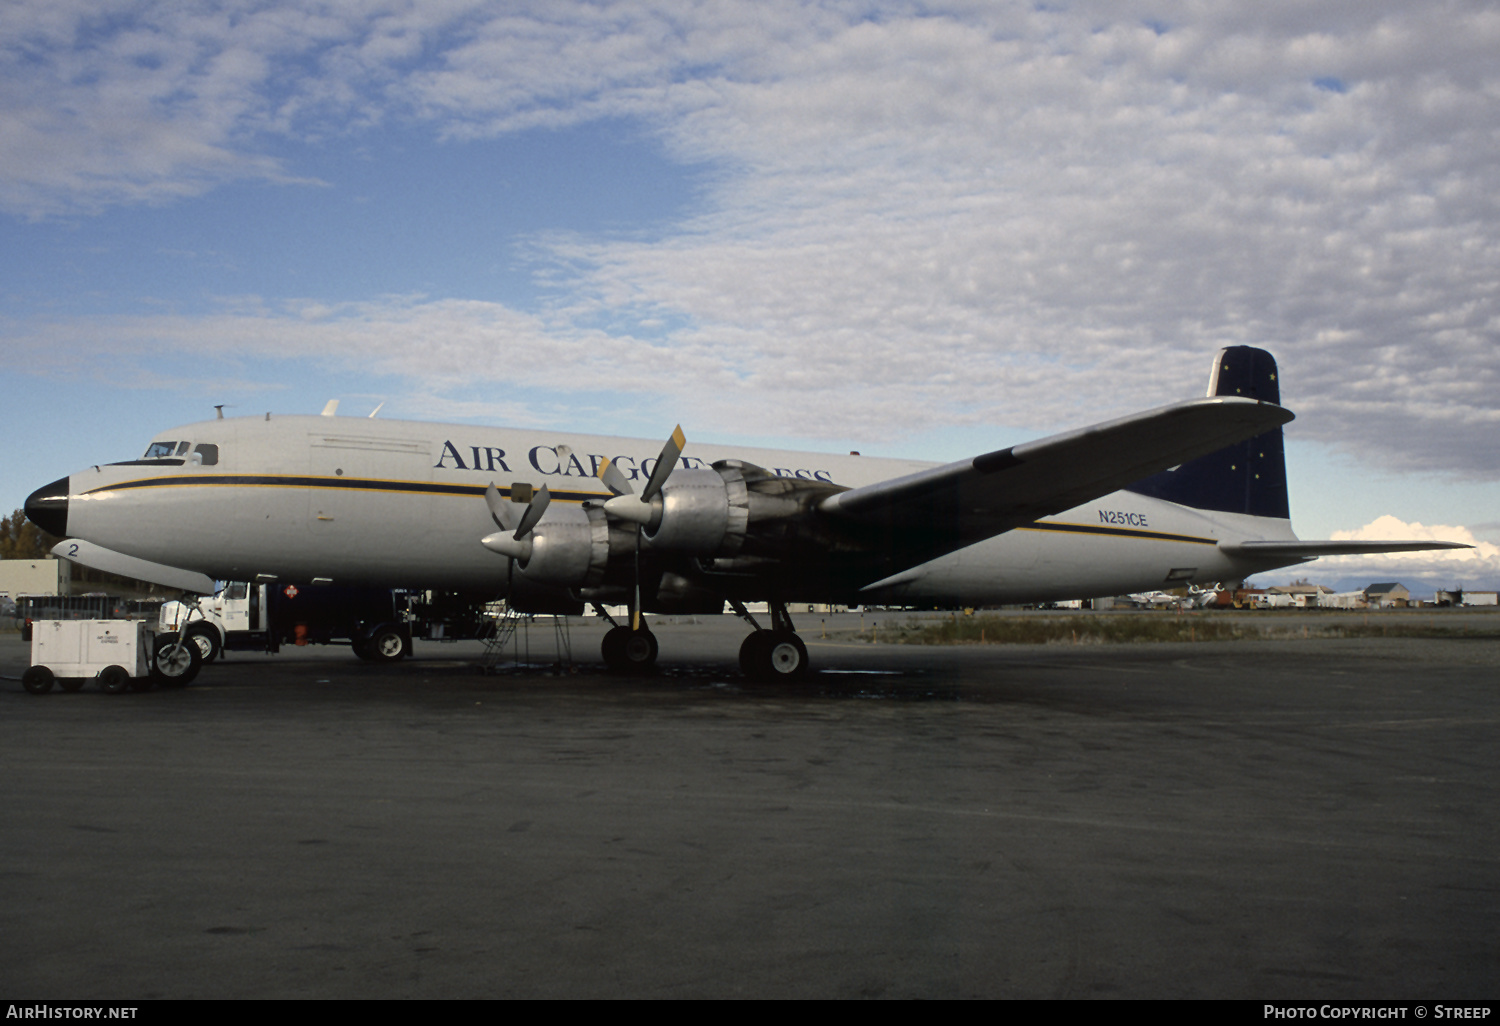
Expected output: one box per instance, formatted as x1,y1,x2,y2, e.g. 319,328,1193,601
481,483,551,561
601,425,684,528
591,426,686,632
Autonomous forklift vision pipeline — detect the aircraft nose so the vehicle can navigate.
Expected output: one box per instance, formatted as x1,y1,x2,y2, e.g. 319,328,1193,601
24,476,70,538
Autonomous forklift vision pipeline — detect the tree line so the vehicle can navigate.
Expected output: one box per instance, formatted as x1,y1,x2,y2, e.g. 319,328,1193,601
1,509,60,560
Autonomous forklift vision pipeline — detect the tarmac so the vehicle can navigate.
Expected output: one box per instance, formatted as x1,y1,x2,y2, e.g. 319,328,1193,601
1,612,1497,999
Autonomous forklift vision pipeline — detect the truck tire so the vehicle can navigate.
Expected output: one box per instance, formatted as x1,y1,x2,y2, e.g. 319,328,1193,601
365,626,409,663
150,634,203,687
185,625,221,664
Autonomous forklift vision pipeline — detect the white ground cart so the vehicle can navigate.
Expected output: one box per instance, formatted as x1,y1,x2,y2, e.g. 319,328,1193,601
22,619,202,694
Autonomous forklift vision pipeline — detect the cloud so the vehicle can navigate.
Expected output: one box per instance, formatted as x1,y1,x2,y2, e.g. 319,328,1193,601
1309,515,1500,589
3,1,1498,480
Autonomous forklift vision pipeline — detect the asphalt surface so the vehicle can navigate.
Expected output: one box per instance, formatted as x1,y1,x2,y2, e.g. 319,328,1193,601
2,614,1497,999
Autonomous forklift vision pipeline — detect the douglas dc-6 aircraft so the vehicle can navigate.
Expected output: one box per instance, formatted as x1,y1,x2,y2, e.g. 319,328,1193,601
24,347,1467,679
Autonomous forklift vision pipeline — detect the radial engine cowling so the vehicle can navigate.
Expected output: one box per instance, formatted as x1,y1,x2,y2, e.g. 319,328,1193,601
647,466,752,555
484,503,615,589
605,466,751,557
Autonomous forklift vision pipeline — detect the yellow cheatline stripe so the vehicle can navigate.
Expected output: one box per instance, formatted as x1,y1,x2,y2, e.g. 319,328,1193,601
1015,520,1217,546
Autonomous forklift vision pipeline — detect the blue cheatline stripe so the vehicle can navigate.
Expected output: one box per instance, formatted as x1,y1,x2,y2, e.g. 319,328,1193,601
80,474,609,504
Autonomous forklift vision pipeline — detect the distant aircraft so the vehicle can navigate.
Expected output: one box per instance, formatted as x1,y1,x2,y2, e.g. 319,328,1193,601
25,347,1468,678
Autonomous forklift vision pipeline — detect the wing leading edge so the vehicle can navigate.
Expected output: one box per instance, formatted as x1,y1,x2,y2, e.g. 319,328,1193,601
818,396,1294,559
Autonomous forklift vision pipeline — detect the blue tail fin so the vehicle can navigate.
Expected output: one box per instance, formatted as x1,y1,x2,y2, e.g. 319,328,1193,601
1125,347,1290,519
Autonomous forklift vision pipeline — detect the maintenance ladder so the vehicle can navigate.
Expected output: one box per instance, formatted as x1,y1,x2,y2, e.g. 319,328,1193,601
477,608,575,675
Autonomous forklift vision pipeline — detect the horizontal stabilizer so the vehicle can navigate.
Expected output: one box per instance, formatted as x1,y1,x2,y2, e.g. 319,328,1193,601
819,396,1294,558
1219,540,1473,561
52,539,216,595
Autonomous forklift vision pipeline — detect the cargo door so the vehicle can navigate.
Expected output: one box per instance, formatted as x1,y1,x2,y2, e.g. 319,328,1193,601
306,432,432,581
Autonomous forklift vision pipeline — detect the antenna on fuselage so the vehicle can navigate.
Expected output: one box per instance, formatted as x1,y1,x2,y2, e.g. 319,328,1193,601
321,400,339,417
368,402,384,418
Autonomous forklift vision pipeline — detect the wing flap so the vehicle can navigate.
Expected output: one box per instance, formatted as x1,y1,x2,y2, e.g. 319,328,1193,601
819,397,1294,555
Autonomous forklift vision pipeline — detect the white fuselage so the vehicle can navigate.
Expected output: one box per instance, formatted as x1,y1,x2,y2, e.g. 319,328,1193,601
59,414,1296,604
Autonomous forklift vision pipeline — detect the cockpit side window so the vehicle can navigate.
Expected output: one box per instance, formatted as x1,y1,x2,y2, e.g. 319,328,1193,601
143,441,180,459
193,444,219,466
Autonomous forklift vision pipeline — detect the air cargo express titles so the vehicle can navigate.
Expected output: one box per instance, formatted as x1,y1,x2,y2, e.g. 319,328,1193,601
434,440,836,484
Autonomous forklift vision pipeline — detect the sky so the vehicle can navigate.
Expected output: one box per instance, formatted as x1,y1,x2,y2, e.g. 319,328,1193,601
3,0,1498,595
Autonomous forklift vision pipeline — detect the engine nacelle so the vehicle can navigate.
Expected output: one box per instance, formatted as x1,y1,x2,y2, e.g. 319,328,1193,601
483,504,622,589
644,467,750,555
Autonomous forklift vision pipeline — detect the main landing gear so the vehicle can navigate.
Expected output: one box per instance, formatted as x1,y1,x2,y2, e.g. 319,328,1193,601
597,605,658,674
594,600,811,681
732,600,810,681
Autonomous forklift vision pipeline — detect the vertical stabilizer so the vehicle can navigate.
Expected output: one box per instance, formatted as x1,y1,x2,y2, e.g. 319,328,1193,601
1125,347,1290,519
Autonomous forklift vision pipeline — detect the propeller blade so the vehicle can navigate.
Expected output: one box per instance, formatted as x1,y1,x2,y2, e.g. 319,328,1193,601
485,483,519,531
598,458,633,497
513,485,551,540
641,425,685,502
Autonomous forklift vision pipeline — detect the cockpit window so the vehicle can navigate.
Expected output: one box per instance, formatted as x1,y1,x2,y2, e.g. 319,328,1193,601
176,441,191,456
193,444,219,466
143,441,180,459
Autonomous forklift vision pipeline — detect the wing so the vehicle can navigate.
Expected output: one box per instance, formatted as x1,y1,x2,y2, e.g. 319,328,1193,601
818,396,1294,561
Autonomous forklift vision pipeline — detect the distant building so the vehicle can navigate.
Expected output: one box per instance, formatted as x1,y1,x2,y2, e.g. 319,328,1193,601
1363,582,1411,609
0,558,70,599
1,555,178,603
1463,591,1498,607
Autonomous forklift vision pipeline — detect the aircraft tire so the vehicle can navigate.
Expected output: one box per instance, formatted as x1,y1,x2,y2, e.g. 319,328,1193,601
149,634,202,687
602,625,657,673
738,631,770,678
740,630,809,681
22,665,55,695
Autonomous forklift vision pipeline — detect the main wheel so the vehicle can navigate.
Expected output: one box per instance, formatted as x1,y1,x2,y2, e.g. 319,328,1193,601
22,665,55,695
149,634,203,687
740,629,809,680
602,625,657,673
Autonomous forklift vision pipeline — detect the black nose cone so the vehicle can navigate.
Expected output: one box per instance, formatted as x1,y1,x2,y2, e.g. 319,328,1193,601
24,476,70,538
